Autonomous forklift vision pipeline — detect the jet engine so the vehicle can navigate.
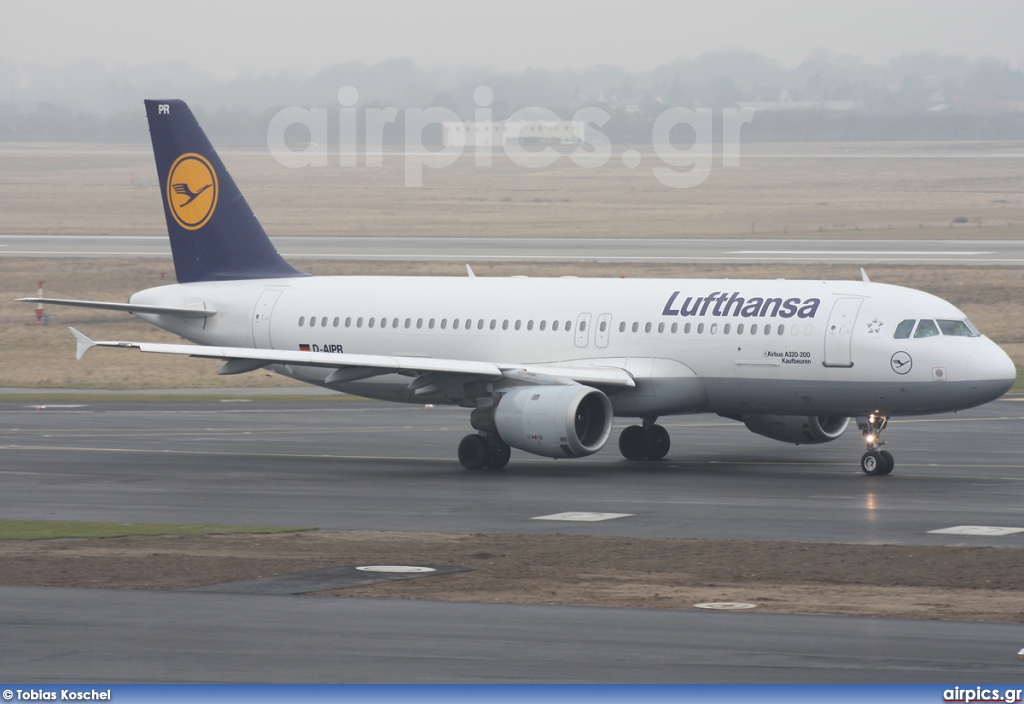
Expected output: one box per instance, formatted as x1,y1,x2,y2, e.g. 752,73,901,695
471,385,613,458
742,414,850,445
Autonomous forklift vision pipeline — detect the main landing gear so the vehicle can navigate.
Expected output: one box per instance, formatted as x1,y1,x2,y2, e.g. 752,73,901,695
857,413,894,476
458,433,511,471
619,418,671,461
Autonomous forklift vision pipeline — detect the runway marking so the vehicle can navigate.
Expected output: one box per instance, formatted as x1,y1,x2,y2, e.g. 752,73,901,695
532,512,633,522
729,250,992,255
0,444,452,463
928,525,1024,536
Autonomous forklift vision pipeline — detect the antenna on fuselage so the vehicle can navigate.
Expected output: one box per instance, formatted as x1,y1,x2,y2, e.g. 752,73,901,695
860,268,871,283
466,265,476,278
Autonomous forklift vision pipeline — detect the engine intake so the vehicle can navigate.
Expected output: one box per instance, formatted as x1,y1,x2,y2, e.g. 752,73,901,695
472,385,613,458
742,414,850,445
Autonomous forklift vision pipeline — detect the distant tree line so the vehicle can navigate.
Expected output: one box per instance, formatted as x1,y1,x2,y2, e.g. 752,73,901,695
2,51,1024,143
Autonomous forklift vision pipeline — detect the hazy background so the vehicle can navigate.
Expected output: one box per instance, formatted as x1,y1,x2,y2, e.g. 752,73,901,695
2,0,1024,143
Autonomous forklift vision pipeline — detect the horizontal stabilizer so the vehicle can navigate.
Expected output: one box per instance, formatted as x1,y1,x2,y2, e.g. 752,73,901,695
19,298,215,319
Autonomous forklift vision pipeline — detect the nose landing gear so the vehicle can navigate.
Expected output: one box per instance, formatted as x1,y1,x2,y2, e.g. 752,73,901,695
857,414,893,476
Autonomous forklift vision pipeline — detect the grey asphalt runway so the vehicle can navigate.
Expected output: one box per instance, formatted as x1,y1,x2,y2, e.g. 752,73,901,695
2,398,1023,545
2,396,1023,682
4,587,1023,683
2,235,1023,265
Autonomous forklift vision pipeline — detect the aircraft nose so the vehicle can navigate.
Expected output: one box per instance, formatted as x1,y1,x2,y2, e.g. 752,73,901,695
967,344,1017,396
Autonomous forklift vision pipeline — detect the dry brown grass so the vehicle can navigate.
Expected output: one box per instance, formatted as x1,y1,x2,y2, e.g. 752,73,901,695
2,142,1024,239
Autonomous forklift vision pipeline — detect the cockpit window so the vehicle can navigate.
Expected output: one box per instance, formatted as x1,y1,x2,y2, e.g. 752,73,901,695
937,319,975,337
894,319,915,339
914,319,940,338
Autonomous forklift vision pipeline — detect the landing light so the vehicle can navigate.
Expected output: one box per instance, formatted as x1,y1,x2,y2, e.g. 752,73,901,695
865,434,876,444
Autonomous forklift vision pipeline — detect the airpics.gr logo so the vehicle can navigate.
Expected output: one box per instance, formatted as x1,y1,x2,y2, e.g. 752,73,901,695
166,152,218,231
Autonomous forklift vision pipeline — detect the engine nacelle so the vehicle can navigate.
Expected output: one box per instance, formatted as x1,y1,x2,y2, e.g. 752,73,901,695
472,385,613,458
742,415,850,445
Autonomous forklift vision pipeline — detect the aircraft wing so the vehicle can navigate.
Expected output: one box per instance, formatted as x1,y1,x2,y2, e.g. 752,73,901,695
69,328,636,389
19,298,216,319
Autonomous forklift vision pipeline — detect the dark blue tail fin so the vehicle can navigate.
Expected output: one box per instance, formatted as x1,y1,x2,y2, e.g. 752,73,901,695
145,99,307,283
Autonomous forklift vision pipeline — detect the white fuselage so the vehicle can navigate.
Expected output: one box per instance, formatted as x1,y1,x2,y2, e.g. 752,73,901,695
131,275,1015,418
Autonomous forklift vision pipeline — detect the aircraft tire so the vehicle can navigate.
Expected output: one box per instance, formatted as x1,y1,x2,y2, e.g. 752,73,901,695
860,451,888,476
879,450,895,475
458,434,491,470
619,425,647,460
485,440,512,470
646,425,671,460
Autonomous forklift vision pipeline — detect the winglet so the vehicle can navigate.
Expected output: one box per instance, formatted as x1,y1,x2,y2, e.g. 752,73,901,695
69,327,96,360
860,268,871,283
466,264,476,278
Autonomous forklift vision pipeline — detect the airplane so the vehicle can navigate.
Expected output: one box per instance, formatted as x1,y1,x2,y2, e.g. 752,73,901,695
21,99,1017,475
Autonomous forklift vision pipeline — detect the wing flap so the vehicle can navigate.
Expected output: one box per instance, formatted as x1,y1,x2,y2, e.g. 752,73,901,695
68,328,503,378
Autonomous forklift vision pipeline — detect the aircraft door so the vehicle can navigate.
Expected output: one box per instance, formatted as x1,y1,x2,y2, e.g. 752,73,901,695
595,313,612,348
252,290,283,348
575,313,592,348
823,298,862,368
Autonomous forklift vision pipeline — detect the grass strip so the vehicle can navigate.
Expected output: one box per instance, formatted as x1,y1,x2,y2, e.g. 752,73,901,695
0,520,314,541
0,393,376,404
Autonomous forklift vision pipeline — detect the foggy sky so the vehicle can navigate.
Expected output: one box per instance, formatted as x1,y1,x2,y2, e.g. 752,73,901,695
2,0,1022,79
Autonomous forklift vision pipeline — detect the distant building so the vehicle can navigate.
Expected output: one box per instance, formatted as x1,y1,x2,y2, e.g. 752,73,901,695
441,120,586,148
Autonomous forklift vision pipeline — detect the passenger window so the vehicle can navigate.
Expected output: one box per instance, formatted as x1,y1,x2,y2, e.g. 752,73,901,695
453,319,460,330
658,322,665,333
914,319,940,338
333,317,339,327
321,317,328,327
710,323,718,334
515,320,521,331
777,324,785,335
298,316,305,327
579,321,586,332
750,324,758,335
565,321,572,332
684,323,691,334
540,320,547,331
894,319,915,339
552,321,559,331
310,317,317,328
645,322,652,333
938,319,974,337
632,322,639,333
368,318,375,328
490,320,497,330
723,324,730,334
671,323,678,333
737,324,744,335
393,318,400,328
502,320,509,330
600,321,607,332
440,319,447,329
527,321,534,331
404,318,411,329
697,323,704,334
429,319,435,329
416,318,423,329
357,317,363,328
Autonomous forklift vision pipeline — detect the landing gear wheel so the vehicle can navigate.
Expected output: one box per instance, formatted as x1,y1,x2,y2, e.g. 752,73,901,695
485,440,511,470
619,425,648,460
646,424,671,460
619,424,671,461
458,434,490,471
860,451,890,476
878,450,895,475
